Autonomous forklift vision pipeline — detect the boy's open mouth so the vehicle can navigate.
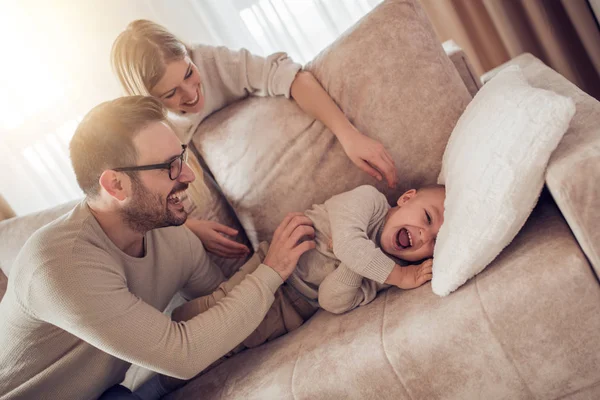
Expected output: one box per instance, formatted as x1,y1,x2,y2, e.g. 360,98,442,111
396,228,413,249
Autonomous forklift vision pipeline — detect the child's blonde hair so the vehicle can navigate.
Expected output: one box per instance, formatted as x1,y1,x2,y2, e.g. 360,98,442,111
111,20,191,96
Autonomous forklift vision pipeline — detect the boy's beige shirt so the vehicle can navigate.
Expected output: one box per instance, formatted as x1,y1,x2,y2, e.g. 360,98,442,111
290,185,399,311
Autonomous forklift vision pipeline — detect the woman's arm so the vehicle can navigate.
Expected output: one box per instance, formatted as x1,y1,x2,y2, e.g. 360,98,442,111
194,46,397,187
290,71,397,188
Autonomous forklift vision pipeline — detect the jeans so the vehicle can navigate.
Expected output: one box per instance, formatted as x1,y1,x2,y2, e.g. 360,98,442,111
98,375,170,400
97,385,139,400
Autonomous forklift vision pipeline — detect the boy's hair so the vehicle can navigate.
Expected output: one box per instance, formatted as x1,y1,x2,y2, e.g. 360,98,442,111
111,19,190,96
69,96,169,198
417,184,445,195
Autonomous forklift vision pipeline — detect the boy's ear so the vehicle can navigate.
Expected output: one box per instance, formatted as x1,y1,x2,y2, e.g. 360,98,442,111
397,189,417,206
99,170,130,201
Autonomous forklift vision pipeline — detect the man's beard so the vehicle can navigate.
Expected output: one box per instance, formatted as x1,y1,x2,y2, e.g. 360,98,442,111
121,177,188,233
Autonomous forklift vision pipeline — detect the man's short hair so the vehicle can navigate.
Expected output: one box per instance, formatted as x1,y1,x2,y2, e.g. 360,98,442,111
70,96,169,197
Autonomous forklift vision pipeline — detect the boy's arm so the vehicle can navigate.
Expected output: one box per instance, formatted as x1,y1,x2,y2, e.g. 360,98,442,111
325,185,395,284
318,263,382,314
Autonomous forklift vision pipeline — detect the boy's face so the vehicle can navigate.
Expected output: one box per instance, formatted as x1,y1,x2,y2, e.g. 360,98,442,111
381,187,445,262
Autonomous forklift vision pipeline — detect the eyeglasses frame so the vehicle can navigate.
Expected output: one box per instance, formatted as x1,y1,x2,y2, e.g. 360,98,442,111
112,144,188,181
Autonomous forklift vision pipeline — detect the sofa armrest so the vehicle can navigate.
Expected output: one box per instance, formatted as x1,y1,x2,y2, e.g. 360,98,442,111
0,270,7,303
0,194,15,222
482,53,600,280
443,40,481,97
0,200,79,277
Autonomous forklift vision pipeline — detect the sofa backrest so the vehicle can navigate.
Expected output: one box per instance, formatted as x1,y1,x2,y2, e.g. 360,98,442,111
191,0,473,249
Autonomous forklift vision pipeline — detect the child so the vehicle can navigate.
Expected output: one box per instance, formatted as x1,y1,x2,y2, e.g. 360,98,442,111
173,184,445,344
136,184,446,397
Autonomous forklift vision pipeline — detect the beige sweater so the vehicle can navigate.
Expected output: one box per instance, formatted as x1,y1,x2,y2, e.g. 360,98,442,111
0,202,283,399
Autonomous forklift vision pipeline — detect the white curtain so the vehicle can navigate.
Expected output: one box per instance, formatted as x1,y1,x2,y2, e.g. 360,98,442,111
0,0,382,216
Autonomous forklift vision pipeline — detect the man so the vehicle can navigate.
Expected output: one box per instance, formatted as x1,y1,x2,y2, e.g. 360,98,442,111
0,96,316,399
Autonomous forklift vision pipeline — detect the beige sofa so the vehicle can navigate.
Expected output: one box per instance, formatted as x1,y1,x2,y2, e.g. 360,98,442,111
1,0,599,399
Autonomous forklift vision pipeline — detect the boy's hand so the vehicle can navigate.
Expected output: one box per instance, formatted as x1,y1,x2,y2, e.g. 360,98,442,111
385,259,433,289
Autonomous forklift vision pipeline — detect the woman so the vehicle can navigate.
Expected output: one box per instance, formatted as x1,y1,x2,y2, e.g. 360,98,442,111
111,20,397,258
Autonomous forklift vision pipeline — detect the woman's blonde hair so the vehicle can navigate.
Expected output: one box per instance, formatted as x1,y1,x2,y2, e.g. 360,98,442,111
111,20,191,96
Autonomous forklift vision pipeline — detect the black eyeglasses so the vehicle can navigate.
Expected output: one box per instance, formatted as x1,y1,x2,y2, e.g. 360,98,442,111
113,144,188,180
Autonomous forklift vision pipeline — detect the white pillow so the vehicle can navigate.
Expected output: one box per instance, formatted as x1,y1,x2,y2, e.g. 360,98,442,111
432,66,576,297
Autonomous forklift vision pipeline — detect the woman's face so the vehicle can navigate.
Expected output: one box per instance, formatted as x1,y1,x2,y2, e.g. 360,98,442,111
151,57,205,114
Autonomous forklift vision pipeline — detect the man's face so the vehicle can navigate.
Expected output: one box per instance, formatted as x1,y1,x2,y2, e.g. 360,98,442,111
380,187,445,262
121,121,195,233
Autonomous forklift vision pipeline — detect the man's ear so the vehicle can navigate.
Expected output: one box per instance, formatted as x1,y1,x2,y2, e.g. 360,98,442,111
98,170,129,201
397,189,417,206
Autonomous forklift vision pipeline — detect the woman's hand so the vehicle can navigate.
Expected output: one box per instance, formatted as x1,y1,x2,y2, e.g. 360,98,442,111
185,219,250,258
289,71,397,188
337,128,397,188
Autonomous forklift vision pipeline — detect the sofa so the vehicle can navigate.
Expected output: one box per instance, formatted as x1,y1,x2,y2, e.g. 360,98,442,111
1,0,599,399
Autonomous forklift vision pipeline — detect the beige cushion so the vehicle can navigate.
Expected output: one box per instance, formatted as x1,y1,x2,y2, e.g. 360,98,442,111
481,53,600,281
185,148,251,278
433,66,575,296
166,196,600,400
192,0,472,248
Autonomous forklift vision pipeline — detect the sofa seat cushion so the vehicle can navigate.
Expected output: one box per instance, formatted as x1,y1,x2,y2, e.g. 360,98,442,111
184,149,252,278
166,195,600,400
191,0,472,249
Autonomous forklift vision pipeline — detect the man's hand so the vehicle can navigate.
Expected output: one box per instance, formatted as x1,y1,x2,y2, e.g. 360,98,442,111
385,259,433,289
263,212,316,280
